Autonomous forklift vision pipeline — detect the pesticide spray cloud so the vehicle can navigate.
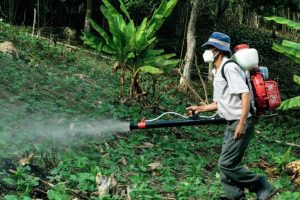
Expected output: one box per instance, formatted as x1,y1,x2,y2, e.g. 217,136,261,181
0,100,130,158
19,114,130,142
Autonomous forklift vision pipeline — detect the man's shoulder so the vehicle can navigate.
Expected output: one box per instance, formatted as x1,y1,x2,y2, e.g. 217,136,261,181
223,60,243,73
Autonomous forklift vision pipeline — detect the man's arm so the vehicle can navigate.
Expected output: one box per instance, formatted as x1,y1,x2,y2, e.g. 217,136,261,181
187,102,217,114
234,92,251,141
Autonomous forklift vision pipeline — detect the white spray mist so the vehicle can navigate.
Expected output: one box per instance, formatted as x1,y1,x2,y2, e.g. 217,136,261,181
0,100,130,157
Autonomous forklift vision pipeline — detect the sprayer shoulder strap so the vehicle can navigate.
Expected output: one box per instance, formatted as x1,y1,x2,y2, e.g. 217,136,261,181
221,60,240,82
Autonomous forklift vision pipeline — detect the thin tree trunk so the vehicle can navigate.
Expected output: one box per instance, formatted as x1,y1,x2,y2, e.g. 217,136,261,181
37,0,40,30
32,8,37,36
120,65,125,98
179,0,200,91
84,0,93,32
8,0,14,24
238,4,243,24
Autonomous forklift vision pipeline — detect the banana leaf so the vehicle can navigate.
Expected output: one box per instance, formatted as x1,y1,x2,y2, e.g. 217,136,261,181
89,19,112,45
138,66,164,75
282,40,300,51
102,0,121,18
272,42,300,64
147,0,178,38
125,20,136,45
264,16,300,30
119,0,131,20
82,32,115,54
136,18,148,41
279,96,300,110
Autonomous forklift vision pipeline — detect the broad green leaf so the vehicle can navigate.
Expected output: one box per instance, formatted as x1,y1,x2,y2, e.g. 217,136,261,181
272,42,300,64
264,16,300,30
3,177,16,185
144,59,180,69
126,20,136,44
89,19,112,45
147,0,178,38
134,18,149,49
279,96,300,110
282,40,300,50
102,0,120,17
144,53,177,62
119,0,131,20
82,32,115,53
294,75,300,85
4,195,18,200
146,49,165,56
101,5,126,38
138,66,163,74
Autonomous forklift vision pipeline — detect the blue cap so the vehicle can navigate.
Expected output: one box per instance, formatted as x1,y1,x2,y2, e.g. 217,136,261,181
202,32,232,54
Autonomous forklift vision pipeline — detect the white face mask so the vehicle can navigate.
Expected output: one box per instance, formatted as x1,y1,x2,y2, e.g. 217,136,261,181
202,49,219,63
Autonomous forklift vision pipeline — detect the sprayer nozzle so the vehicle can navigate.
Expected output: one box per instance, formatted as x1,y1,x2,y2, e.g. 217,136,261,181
129,122,137,131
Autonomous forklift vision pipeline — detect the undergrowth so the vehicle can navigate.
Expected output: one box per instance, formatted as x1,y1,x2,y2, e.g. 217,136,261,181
0,22,299,199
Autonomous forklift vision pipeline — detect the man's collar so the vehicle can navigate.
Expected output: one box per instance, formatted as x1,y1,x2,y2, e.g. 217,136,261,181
214,56,229,72
220,57,230,68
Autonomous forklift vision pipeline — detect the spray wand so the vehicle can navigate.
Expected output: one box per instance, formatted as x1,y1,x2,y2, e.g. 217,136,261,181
129,111,226,131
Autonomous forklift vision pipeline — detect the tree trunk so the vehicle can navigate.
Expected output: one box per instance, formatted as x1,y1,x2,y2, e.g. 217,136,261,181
8,0,15,24
238,4,243,24
179,0,200,91
84,0,93,32
120,65,125,98
130,73,143,99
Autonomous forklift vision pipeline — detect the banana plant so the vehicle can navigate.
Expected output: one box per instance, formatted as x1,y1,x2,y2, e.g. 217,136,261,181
82,0,179,99
264,16,300,30
264,16,300,64
264,16,300,110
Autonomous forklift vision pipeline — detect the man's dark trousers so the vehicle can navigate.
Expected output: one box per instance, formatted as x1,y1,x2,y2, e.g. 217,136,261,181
218,117,259,199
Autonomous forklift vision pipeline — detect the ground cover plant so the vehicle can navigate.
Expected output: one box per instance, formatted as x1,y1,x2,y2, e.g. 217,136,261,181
0,19,300,200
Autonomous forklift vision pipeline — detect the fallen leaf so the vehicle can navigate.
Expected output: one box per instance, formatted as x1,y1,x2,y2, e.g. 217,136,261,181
126,186,132,200
136,142,154,149
257,159,276,174
96,173,117,196
96,173,111,196
148,162,162,171
143,142,154,148
19,153,34,166
74,73,87,79
119,157,128,166
286,160,300,185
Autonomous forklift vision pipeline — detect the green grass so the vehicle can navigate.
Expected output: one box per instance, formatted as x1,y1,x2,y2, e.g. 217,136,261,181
0,21,299,199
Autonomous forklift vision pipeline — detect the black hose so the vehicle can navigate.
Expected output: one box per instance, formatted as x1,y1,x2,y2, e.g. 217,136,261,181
129,116,226,130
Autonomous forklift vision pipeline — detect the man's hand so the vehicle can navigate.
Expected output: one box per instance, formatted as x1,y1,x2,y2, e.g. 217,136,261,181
186,105,203,116
234,121,246,141
186,102,218,116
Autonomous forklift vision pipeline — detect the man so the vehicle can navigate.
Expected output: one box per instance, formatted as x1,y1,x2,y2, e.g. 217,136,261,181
187,32,277,200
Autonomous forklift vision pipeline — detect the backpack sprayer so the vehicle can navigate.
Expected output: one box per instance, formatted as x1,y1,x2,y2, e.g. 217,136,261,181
129,111,226,130
229,44,281,115
130,44,281,131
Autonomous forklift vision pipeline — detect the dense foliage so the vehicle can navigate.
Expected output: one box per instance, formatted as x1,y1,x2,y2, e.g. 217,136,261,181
264,16,300,110
82,0,179,99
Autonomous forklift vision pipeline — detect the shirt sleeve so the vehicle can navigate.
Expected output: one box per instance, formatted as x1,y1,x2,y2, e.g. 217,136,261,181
212,68,216,101
224,63,249,94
